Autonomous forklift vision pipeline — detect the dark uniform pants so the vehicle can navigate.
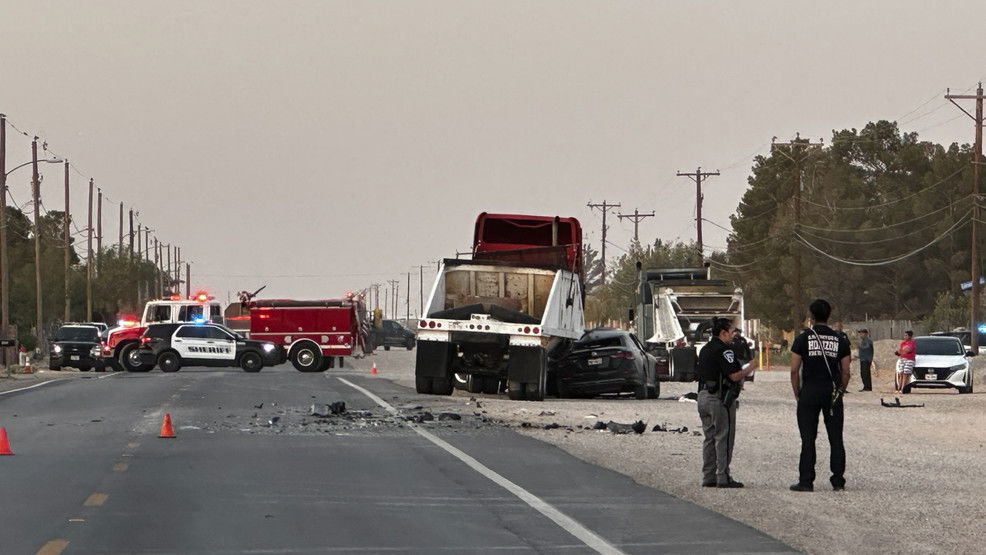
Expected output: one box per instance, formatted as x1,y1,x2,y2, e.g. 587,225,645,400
698,390,737,484
796,389,845,488
859,360,872,390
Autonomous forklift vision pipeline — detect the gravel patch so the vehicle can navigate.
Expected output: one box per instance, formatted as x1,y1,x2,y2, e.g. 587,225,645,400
362,350,986,554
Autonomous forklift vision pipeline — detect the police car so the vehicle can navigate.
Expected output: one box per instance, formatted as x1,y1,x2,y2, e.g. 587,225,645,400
137,322,286,372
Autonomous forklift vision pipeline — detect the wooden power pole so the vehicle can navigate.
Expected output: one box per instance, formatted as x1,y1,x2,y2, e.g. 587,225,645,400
96,188,102,274
63,161,70,322
31,138,43,346
676,167,720,262
86,178,94,320
587,200,622,283
946,83,986,351
771,134,822,329
617,208,655,243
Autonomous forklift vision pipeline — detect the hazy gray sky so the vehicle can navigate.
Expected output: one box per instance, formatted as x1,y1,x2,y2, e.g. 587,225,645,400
3,1,985,313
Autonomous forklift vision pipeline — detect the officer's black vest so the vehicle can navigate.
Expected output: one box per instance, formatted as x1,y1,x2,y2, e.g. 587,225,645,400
696,337,729,382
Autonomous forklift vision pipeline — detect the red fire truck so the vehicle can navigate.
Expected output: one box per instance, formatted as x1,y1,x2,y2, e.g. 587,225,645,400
104,293,224,371
246,297,370,372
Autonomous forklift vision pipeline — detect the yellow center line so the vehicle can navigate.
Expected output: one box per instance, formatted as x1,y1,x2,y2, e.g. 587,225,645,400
36,539,69,555
83,493,108,507
113,462,129,472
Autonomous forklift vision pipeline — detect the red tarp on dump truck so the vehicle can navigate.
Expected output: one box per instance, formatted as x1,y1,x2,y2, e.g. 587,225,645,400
471,213,583,276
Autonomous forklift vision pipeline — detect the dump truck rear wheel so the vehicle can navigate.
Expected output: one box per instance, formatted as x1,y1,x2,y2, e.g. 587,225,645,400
466,374,484,394
481,377,500,395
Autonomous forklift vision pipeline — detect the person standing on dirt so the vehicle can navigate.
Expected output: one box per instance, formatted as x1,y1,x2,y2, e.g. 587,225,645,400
895,330,916,393
696,317,755,488
789,299,851,492
856,329,874,391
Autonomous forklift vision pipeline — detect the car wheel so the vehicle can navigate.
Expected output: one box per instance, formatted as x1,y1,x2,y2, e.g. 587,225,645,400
384,345,391,351
158,351,181,373
121,343,152,372
405,339,415,350
317,358,333,372
50,365,61,371
291,344,322,372
240,351,263,373
78,365,92,372
95,363,106,373
556,377,571,399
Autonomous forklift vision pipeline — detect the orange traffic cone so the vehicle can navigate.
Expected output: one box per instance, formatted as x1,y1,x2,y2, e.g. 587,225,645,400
0,427,13,455
159,414,176,438
371,362,378,375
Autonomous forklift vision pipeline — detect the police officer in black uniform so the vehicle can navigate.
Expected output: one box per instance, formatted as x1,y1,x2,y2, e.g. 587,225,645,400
789,299,851,492
696,317,756,488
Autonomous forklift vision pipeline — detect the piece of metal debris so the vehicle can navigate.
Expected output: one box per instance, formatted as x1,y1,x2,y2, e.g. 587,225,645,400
881,397,924,408
438,412,462,421
607,420,646,435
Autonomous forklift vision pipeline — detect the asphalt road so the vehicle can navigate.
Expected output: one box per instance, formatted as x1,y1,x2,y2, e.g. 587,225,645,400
1,362,793,554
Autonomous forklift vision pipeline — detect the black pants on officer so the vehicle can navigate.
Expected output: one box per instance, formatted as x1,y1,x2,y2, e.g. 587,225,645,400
796,387,845,488
859,360,872,391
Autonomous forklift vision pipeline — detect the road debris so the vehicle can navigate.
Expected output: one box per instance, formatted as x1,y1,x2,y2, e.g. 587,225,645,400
652,423,689,433
606,420,647,434
438,412,462,421
678,392,698,403
881,397,925,408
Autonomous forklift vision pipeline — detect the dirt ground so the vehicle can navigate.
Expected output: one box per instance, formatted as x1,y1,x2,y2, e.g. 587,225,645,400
367,349,986,555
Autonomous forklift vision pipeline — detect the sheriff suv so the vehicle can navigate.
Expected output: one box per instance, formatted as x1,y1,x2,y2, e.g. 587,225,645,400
136,323,286,373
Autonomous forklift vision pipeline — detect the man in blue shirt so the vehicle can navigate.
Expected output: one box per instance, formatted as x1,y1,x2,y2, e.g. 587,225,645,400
856,329,874,391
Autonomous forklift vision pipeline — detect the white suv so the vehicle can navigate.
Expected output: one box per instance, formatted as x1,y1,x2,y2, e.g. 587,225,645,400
904,336,975,394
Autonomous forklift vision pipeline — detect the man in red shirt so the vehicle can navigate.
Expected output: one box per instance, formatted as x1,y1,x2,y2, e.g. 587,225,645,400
895,330,916,393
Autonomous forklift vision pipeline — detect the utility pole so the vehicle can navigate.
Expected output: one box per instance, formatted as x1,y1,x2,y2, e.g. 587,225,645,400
947,83,986,351
166,244,171,293
388,279,399,319
617,208,656,243
143,228,150,262
137,223,142,262
676,167,720,262
771,134,822,330
186,262,190,298
154,238,160,297
31,138,43,347
0,114,8,345
87,178,94,320
128,209,134,258
176,246,181,292
383,288,389,319
96,188,102,274
395,283,400,320
63,161,70,322
587,200,622,283
118,202,123,257
406,272,411,320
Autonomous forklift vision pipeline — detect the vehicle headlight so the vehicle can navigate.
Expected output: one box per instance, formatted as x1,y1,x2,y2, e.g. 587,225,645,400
53,345,62,353
948,364,967,373
263,343,276,353
90,346,101,357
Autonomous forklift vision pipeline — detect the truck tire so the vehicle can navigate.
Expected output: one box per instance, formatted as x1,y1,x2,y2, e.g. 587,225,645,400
78,365,92,372
507,380,525,400
481,377,500,395
291,343,322,372
317,358,333,372
240,352,263,373
556,377,571,399
158,351,181,373
508,346,547,402
415,375,433,394
415,341,454,396
120,342,152,372
432,376,454,395
466,374,484,394
384,345,391,351
525,372,546,402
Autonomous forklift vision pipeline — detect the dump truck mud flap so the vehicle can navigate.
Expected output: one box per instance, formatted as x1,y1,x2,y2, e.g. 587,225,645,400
507,345,547,401
670,346,697,382
415,341,455,395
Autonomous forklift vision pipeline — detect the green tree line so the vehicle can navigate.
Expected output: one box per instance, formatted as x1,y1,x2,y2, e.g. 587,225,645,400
586,120,979,332
3,205,170,349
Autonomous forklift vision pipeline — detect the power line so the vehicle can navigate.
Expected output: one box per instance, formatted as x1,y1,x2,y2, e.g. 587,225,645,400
798,195,970,233
798,208,972,246
799,166,964,211
795,210,971,266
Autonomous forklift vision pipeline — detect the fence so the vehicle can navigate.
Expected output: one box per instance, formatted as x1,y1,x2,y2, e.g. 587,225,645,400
841,319,925,341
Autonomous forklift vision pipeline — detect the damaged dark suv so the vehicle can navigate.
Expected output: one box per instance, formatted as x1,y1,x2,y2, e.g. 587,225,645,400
554,328,659,400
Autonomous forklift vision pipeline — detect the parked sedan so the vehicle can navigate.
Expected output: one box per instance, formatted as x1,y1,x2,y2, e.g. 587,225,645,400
555,328,659,399
903,335,975,394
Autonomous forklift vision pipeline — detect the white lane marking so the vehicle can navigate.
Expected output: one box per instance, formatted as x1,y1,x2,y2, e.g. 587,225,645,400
337,377,625,555
0,371,121,397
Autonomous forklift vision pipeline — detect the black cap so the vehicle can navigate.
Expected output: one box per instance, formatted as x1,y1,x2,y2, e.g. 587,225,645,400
859,328,868,333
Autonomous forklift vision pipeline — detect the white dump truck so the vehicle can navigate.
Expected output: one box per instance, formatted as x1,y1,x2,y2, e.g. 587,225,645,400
634,266,744,381
414,213,585,401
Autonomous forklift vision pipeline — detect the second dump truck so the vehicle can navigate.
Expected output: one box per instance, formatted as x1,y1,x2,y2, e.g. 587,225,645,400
415,213,585,401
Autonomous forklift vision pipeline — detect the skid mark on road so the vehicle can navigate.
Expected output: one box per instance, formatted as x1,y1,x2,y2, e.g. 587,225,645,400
83,493,108,507
35,539,69,555
338,377,625,555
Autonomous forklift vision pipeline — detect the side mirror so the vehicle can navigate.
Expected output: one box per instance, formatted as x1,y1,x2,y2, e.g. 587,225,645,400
627,309,635,322
965,350,976,357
